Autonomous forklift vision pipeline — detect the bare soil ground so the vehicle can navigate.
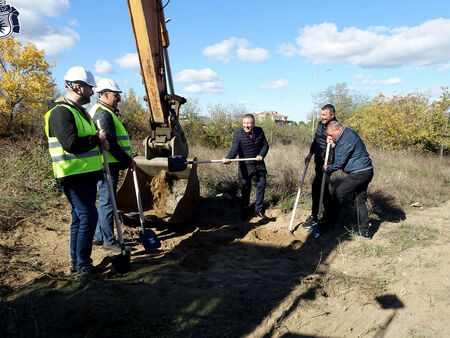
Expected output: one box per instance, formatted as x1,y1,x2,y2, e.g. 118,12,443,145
1,196,449,337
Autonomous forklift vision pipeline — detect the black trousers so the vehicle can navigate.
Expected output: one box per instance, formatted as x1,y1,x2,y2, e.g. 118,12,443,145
330,168,374,231
240,172,266,213
311,165,333,219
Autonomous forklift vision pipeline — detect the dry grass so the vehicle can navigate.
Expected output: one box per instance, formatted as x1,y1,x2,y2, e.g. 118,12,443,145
190,144,450,215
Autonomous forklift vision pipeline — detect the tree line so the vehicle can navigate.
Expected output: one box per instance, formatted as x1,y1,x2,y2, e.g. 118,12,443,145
1,36,448,155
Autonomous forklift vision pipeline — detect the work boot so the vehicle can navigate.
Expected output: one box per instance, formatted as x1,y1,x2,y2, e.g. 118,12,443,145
302,215,317,229
102,242,122,253
69,264,77,275
76,264,103,280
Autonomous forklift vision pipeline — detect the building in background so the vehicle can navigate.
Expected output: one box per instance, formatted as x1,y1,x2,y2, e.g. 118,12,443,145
254,111,292,126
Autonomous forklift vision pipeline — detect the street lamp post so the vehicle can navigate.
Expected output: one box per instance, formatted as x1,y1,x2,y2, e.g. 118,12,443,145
311,68,331,139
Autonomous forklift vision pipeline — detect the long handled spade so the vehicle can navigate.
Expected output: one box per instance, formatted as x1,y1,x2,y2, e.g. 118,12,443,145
288,157,311,233
97,122,130,274
131,162,161,251
168,155,258,173
309,142,331,237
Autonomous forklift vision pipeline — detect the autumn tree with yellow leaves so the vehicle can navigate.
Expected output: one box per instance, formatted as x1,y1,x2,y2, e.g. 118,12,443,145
0,36,55,136
348,89,449,154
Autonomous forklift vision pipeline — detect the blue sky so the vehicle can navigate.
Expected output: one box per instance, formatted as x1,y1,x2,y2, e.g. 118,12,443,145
11,0,450,122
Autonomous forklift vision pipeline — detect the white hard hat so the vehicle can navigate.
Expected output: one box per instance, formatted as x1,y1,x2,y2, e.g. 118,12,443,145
64,66,96,87
95,78,122,93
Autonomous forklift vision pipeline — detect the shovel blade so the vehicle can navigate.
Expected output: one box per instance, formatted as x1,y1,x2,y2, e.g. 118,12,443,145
139,229,161,251
111,250,131,274
168,155,188,172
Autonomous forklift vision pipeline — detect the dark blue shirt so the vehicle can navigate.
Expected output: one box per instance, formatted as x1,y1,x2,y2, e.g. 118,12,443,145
326,127,372,174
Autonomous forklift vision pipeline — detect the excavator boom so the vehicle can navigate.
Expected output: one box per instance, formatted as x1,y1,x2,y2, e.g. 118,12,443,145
116,0,199,223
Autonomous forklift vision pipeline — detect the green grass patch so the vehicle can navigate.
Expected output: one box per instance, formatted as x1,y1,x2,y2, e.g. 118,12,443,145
352,243,387,258
389,223,439,251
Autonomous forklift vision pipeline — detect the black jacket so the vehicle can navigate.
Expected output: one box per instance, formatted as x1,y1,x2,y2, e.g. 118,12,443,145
226,126,269,177
47,100,103,187
91,101,133,171
309,117,337,166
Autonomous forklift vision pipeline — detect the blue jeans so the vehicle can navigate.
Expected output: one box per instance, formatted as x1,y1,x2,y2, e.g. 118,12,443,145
61,182,98,270
94,167,119,245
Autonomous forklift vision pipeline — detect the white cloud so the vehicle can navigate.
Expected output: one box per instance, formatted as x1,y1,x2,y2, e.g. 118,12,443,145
419,85,445,97
352,73,364,79
439,63,450,72
13,0,69,17
362,77,403,85
276,42,299,57
261,78,289,89
295,18,450,68
15,8,79,56
175,68,219,82
203,37,269,63
115,53,140,69
236,46,269,63
182,81,225,94
95,60,115,74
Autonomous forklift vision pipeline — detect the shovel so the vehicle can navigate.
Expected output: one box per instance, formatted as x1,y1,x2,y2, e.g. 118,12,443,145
309,142,331,238
168,155,258,173
317,142,331,221
97,122,130,274
131,161,161,251
288,157,311,233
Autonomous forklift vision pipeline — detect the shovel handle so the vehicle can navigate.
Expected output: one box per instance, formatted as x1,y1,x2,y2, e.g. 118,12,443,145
288,157,311,232
97,121,127,254
317,142,331,221
188,158,258,164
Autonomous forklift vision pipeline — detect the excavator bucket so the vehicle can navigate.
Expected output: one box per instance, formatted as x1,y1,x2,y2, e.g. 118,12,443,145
116,156,200,223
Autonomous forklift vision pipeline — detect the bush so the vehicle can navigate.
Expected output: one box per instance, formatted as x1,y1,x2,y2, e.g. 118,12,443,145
0,136,59,230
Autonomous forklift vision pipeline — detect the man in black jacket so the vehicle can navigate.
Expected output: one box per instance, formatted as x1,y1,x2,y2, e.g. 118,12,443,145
303,104,337,228
223,114,269,219
45,66,109,275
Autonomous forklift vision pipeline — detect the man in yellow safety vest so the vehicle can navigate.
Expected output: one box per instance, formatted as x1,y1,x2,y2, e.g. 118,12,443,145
89,78,134,252
45,66,109,276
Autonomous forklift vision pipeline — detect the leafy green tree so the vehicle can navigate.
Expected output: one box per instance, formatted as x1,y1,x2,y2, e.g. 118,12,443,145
317,83,368,123
431,87,450,156
118,88,149,137
0,36,55,136
199,104,241,148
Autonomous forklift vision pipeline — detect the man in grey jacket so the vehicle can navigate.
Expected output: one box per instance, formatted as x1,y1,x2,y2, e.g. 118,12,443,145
323,121,374,239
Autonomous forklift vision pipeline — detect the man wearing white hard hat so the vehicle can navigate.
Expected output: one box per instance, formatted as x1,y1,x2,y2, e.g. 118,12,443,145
89,78,134,252
44,66,109,277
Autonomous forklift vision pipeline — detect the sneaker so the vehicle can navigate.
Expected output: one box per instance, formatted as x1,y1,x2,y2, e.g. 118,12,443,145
102,242,122,253
92,240,103,246
302,215,317,229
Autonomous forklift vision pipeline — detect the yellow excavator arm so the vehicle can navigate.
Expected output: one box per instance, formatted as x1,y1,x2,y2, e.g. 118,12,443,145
127,0,188,158
116,0,199,223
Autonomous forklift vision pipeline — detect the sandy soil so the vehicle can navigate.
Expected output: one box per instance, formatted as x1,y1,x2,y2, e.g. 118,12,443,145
1,196,449,337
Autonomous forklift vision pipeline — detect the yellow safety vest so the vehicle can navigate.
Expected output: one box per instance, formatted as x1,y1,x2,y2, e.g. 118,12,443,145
44,104,102,178
89,102,131,163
